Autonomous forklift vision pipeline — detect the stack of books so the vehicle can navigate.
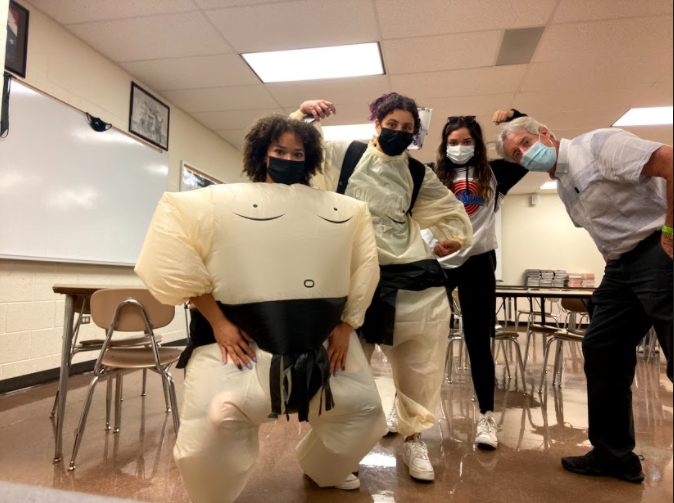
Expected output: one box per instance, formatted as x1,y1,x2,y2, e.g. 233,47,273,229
553,270,568,288
525,269,541,287
540,270,555,288
582,273,595,288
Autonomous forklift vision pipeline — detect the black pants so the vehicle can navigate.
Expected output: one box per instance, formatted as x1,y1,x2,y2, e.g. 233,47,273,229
584,232,673,465
444,251,497,414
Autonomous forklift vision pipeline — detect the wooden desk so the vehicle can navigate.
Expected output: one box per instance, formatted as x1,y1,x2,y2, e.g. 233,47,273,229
495,286,595,326
51,284,137,464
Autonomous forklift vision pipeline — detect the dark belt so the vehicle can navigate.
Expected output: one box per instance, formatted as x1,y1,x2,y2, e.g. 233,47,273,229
179,298,347,423
361,259,447,346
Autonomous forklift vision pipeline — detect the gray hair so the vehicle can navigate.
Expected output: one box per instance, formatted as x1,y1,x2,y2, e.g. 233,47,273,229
496,116,556,161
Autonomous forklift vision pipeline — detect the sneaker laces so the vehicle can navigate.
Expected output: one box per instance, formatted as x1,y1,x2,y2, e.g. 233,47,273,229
406,435,430,462
477,415,497,436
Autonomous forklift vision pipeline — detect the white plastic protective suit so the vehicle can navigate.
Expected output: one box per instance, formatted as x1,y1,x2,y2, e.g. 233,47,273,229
135,183,387,503
292,111,474,437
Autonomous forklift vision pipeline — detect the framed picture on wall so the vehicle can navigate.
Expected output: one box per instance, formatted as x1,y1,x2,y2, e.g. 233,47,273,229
129,82,170,151
180,161,223,192
5,1,30,78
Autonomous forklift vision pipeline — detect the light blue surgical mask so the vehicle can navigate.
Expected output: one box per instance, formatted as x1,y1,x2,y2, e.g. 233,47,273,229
522,136,557,172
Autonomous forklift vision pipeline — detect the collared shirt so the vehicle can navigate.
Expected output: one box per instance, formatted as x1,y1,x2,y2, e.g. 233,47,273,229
555,128,666,260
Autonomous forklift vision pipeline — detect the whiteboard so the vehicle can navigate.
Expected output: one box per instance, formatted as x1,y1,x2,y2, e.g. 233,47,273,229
0,81,169,266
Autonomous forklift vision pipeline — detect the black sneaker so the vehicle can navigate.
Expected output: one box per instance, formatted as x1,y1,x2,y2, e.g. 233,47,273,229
562,450,645,484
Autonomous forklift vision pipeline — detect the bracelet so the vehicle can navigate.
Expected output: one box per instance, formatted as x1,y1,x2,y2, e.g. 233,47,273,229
664,225,674,235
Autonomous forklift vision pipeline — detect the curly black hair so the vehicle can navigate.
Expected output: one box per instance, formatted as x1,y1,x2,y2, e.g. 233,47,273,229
369,93,422,134
242,114,324,185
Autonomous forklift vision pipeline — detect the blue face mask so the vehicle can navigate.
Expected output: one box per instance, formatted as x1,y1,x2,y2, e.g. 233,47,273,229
522,136,557,172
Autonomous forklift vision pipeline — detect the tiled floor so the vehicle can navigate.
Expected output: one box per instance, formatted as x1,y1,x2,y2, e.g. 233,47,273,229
0,343,671,503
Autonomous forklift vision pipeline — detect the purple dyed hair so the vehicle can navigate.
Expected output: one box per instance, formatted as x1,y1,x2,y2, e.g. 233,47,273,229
368,93,421,134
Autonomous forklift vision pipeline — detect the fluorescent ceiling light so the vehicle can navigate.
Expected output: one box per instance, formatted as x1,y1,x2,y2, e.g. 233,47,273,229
242,43,384,83
540,181,558,190
613,107,673,127
323,124,376,142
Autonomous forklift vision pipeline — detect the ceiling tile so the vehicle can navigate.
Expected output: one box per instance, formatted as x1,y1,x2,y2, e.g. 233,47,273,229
390,66,528,101
122,55,260,92
421,94,516,117
521,54,673,93
383,31,502,74
266,76,391,109
192,108,285,130
28,0,197,24
68,12,232,62
621,126,673,145
535,110,625,131
206,0,378,53
162,86,280,113
507,172,551,195
195,0,294,8
632,74,674,108
216,129,250,146
375,0,556,39
534,16,673,63
513,87,653,115
553,0,673,24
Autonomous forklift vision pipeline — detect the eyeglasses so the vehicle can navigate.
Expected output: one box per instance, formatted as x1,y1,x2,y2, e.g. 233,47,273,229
447,116,476,125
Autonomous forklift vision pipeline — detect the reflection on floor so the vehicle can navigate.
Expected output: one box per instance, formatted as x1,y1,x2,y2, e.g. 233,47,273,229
0,341,671,503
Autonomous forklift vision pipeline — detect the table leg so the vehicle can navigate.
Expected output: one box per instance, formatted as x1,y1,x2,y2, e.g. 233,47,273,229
54,294,76,464
541,297,547,326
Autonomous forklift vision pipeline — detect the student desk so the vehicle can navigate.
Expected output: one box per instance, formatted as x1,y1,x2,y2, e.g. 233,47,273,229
51,284,137,464
495,286,595,327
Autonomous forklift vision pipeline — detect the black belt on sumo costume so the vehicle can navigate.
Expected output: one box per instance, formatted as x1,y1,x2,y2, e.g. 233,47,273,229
178,298,347,423
361,259,447,346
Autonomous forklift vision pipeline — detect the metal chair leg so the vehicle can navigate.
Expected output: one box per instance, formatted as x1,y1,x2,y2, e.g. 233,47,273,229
105,377,112,431
502,341,513,380
539,338,557,394
164,371,180,432
523,328,533,371
513,340,528,396
141,369,148,397
556,342,565,388
68,375,101,471
552,341,563,386
114,374,123,433
447,340,455,384
161,371,171,413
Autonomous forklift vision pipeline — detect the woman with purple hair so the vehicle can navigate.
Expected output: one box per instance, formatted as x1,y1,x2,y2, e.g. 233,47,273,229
291,93,473,483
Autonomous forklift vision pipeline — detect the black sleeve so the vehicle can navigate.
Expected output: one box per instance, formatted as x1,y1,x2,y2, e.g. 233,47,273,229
491,109,529,198
491,159,529,198
510,109,527,120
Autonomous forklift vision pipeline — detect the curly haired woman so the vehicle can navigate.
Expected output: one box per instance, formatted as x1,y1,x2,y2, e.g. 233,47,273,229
136,114,387,503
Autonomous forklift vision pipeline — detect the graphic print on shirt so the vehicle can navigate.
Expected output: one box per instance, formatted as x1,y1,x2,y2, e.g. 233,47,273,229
453,179,485,217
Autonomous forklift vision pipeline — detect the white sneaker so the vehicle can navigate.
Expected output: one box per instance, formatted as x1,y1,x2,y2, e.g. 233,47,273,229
334,474,360,491
386,401,398,436
476,412,498,450
402,434,435,482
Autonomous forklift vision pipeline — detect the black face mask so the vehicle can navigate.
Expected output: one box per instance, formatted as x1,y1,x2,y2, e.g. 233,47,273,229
267,156,306,185
378,128,414,157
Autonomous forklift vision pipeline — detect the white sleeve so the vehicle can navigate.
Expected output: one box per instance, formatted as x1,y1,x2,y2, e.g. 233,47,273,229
412,167,474,249
135,190,215,306
341,203,380,330
597,129,663,184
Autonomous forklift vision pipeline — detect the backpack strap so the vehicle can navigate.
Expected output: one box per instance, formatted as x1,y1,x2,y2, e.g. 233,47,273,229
337,141,368,195
407,157,426,215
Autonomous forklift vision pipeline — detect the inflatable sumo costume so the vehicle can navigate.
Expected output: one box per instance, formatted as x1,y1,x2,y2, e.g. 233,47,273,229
135,183,387,503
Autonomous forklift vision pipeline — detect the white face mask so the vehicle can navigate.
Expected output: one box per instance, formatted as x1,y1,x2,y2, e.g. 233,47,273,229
446,145,475,165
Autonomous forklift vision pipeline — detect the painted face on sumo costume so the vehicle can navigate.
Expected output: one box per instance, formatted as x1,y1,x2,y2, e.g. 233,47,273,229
207,183,359,308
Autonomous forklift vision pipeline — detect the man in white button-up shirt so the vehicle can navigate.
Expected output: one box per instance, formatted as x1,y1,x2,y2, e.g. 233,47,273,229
497,117,673,484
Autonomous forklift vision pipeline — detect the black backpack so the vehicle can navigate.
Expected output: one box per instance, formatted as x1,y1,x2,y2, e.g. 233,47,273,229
337,141,426,215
